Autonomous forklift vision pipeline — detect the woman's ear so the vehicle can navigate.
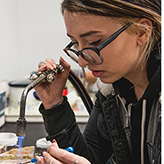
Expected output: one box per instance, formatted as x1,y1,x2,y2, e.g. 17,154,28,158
136,18,152,46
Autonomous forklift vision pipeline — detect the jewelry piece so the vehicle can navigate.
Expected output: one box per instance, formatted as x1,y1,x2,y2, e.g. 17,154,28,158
72,155,78,164
50,159,55,164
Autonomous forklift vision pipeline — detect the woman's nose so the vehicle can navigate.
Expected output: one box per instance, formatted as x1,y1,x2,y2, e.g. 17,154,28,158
78,55,89,67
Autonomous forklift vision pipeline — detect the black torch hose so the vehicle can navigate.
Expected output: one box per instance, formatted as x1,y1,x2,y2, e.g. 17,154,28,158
68,70,93,115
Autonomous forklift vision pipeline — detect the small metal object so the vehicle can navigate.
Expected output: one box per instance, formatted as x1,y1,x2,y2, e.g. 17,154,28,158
29,72,38,82
30,64,64,83
47,73,55,83
16,117,27,137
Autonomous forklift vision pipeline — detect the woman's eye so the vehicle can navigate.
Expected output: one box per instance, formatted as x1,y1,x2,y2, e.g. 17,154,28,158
72,42,79,50
89,39,102,46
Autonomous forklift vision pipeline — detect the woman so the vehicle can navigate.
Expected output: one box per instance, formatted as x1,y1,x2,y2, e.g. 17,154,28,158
35,0,161,163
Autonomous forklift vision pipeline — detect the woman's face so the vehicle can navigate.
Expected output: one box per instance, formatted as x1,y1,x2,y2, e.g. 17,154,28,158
64,11,141,84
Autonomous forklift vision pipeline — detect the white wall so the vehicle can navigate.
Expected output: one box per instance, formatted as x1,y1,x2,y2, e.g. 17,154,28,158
0,0,80,81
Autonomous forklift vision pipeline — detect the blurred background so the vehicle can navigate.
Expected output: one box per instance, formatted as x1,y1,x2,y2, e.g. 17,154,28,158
0,0,97,130
0,0,80,81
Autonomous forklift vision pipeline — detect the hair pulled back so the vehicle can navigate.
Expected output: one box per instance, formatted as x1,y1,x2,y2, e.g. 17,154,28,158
61,0,161,51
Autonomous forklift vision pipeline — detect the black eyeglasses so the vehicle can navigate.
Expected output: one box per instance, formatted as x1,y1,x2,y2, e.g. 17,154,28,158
63,22,132,65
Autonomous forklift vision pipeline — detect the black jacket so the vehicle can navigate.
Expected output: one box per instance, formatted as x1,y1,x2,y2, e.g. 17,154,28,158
39,45,161,164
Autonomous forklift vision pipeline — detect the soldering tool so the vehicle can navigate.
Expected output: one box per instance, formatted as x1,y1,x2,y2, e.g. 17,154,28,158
16,64,64,137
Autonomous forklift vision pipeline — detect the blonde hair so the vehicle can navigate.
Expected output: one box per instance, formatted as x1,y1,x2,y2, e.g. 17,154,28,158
61,0,161,61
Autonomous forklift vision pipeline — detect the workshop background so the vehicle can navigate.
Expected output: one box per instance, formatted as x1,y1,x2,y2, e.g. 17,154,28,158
0,0,92,143
0,0,80,81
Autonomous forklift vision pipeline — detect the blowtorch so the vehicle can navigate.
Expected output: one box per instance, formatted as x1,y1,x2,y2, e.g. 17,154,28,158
16,64,93,138
16,64,64,137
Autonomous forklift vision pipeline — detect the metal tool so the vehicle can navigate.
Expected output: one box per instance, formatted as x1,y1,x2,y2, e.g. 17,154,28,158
16,65,93,138
16,64,64,137
19,146,74,164
30,64,64,83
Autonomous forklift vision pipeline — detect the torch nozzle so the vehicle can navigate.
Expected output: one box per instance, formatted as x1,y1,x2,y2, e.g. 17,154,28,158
16,117,27,137
16,64,64,137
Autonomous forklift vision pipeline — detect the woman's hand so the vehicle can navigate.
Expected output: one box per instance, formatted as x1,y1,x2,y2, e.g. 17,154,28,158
35,57,70,109
35,141,91,164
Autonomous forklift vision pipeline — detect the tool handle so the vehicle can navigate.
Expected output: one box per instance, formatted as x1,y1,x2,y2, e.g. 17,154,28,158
65,146,74,153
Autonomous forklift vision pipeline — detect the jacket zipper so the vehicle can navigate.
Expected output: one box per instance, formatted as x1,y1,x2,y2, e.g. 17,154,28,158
126,103,132,128
141,99,147,164
117,95,132,128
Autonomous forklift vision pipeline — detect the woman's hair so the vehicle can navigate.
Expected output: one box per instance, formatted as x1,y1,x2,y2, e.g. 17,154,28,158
61,0,161,60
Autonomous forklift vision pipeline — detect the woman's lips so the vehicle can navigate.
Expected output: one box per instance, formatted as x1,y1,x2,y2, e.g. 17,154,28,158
91,70,105,77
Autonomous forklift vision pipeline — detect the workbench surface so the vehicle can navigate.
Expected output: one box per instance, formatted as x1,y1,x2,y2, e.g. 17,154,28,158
0,122,86,146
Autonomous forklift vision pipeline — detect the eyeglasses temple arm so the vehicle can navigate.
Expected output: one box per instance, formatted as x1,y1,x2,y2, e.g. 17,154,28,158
98,23,132,51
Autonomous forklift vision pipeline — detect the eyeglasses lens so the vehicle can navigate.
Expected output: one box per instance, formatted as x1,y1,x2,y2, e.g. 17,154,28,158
65,49,79,63
81,49,102,64
65,44,102,64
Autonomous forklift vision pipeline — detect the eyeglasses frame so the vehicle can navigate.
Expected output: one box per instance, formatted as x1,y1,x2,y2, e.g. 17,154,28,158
63,22,132,65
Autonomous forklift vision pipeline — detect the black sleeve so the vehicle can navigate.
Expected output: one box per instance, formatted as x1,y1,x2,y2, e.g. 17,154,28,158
39,96,75,136
39,93,113,164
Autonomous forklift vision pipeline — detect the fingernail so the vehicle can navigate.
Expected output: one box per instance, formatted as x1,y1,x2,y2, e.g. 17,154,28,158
43,151,47,156
35,156,41,162
60,56,65,63
37,71,42,74
52,139,57,143
52,64,56,69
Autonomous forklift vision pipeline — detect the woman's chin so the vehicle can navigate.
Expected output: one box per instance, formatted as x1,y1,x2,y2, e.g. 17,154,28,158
99,76,118,84
99,77,113,84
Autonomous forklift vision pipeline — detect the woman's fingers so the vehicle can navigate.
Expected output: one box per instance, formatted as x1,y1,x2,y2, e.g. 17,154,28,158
35,156,46,164
37,57,70,75
37,58,56,72
42,152,61,164
45,58,57,69
36,146,91,164
37,64,53,74
36,152,61,164
59,56,70,71
47,140,59,153
34,57,70,109
48,147,91,164
38,61,47,68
